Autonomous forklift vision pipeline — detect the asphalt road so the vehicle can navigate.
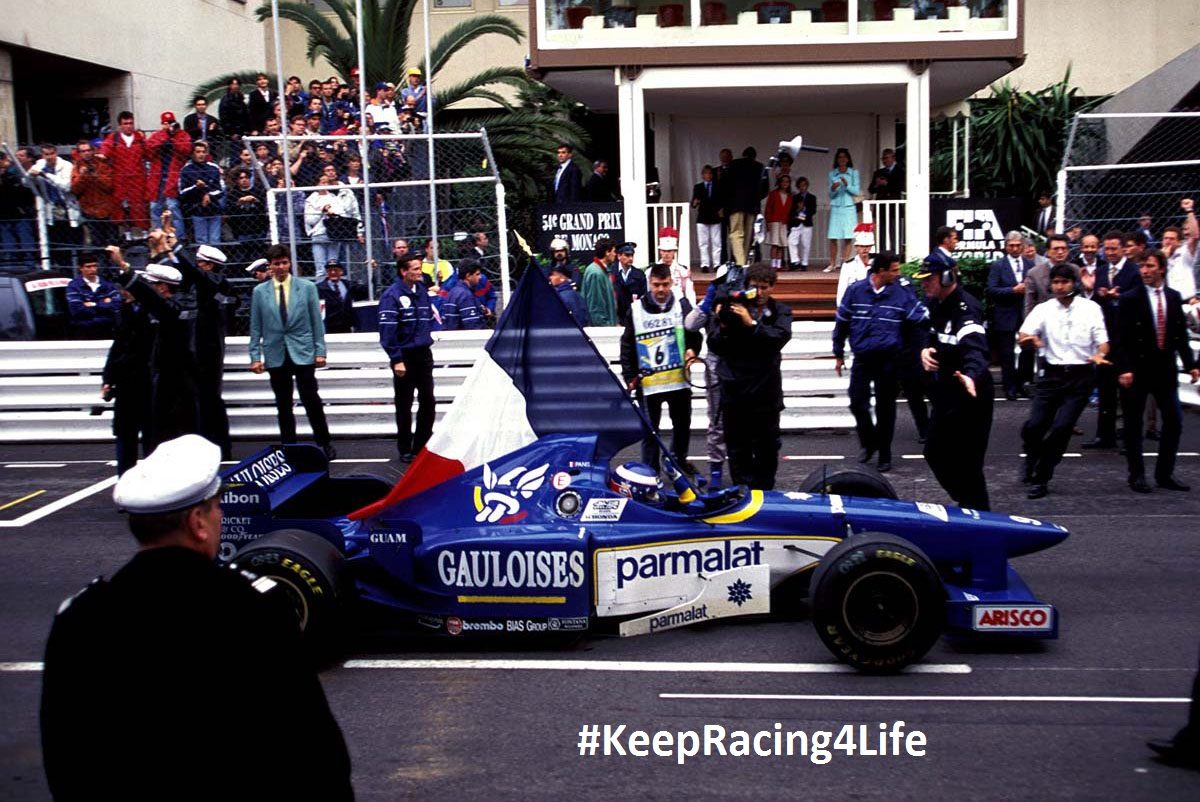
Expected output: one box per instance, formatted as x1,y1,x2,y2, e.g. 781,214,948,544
2,398,1199,800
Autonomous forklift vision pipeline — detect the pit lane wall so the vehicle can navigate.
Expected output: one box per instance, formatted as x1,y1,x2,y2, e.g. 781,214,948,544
2,323,1197,442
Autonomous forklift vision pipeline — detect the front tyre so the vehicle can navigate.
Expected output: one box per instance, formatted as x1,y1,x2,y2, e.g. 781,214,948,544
810,533,944,672
233,529,346,659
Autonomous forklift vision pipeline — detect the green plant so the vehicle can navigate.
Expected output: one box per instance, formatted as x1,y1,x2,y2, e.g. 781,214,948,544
931,69,1109,198
191,0,587,222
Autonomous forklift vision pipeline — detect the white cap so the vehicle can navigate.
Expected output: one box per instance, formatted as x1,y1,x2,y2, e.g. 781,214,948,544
143,264,183,285
196,244,227,264
246,258,269,273
550,238,569,251
113,435,223,514
658,237,678,251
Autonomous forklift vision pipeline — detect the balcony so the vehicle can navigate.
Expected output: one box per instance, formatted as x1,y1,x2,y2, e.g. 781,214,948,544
535,0,1014,54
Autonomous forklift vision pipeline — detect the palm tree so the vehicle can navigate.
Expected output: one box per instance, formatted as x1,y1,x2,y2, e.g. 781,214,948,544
192,0,586,213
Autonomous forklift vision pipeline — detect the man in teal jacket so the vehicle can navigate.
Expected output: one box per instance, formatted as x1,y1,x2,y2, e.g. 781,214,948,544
249,244,335,458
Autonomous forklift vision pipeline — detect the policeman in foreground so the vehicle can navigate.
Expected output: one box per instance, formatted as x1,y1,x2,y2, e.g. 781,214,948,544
914,259,994,510
40,435,353,800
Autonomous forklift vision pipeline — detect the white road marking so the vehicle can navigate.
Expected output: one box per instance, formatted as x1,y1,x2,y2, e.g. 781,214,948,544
0,476,118,528
660,693,1189,704
341,659,971,674
783,455,846,461
2,460,114,466
0,662,43,672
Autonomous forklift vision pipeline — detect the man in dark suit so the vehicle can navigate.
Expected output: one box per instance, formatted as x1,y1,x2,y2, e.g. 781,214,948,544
182,96,222,147
692,165,723,272
585,159,618,201
609,242,647,326
1031,191,1056,237
725,146,766,265
1115,249,1200,493
550,143,583,204
1081,230,1145,448
868,148,904,200
986,231,1036,400
714,148,734,262
316,261,362,334
925,226,958,272
246,74,279,134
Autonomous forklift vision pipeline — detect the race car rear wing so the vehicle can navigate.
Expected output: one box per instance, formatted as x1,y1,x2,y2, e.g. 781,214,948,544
220,444,330,512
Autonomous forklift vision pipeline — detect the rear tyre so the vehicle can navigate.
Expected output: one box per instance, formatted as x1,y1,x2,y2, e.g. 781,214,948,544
798,464,897,499
810,533,944,672
233,529,346,659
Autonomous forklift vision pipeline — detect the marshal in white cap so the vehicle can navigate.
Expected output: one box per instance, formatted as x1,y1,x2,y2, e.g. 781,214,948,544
246,258,269,274
143,263,183,285
196,244,228,264
113,434,223,514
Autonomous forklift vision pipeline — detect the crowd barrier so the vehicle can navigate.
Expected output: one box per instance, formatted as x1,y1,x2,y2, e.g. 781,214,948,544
5,323,1197,444
0,322,857,443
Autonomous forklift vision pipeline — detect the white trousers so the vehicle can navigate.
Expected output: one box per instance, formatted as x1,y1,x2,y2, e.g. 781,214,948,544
788,225,813,266
696,222,722,268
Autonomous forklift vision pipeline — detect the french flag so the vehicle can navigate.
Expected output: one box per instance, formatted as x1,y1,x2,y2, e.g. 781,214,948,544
349,269,650,520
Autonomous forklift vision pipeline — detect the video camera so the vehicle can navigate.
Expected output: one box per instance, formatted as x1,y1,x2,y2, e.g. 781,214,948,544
714,280,757,326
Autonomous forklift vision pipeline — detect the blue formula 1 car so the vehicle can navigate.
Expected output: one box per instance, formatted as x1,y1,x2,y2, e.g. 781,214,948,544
218,434,1068,672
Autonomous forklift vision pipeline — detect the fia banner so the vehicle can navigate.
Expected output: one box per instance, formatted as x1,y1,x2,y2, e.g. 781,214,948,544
535,203,624,262
931,197,1023,261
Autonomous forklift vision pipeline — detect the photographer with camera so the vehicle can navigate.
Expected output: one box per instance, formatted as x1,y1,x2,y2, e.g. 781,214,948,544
706,262,793,490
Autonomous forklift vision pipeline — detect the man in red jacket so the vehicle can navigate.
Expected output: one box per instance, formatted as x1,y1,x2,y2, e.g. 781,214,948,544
100,111,149,233
145,112,193,229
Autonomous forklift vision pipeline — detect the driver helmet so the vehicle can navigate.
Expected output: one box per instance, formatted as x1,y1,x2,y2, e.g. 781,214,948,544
608,461,662,504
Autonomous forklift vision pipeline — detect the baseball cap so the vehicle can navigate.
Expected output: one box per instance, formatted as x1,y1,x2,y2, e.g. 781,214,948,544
160,111,176,124
550,238,569,251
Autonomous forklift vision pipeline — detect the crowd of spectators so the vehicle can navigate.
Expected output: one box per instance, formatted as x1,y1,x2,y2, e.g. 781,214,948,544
0,69,444,282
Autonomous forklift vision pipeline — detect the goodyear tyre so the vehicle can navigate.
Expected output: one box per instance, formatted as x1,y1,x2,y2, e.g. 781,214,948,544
233,529,346,659
810,533,944,672
798,464,897,499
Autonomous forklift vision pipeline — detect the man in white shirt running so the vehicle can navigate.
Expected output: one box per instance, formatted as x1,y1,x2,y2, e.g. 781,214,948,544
1017,263,1110,499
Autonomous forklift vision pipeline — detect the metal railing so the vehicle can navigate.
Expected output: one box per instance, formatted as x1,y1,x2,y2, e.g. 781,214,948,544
0,323,855,442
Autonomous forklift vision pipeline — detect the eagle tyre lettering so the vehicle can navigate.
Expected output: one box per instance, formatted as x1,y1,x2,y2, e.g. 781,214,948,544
232,529,347,664
810,532,944,673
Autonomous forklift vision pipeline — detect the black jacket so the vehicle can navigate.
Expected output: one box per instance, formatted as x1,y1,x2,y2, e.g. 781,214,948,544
102,300,153,389
41,547,353,801
247,87,279,133
925,287,992,391
175,248,237,376
787,191,817,228
317,276,363,333
619,294,701,383
724,156,767,214
706,297,793,405
218,91,250,137
692,180,723,225
585,171,618,202
868,163,904,200
610,264,648,326
1114,284,1196,380
551,160,583,204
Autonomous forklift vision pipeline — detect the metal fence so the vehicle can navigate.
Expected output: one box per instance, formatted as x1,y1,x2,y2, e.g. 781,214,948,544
1058,112,1200,238
0,129,511,305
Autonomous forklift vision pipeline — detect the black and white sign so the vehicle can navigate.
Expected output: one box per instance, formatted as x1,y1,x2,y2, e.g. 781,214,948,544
931,197,1022,261
535,203,624,262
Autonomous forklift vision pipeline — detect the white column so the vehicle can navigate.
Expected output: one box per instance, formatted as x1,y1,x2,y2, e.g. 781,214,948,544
618,71,648,258
904,66,931,263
